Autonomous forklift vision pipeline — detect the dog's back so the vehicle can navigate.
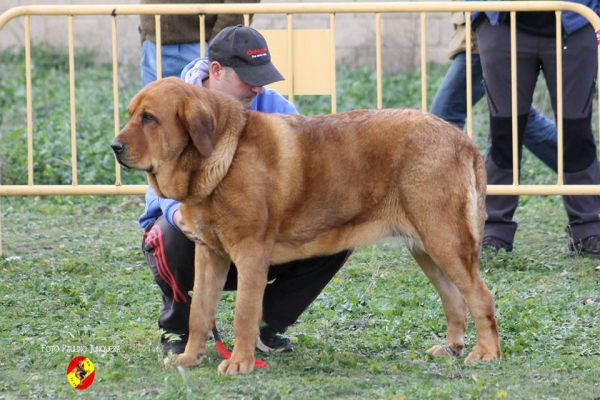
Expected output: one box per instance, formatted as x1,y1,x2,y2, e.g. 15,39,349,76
228,108,485,264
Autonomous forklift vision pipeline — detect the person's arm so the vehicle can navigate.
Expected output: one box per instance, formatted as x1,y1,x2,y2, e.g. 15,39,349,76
138,186,180,229
209,0,261,42
140,186,204,242
181,57,209,85
158,196,181,229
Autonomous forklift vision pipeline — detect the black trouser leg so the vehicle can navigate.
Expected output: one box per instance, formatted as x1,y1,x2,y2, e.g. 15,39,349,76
142,217,195,335
223,250,353,333
483,115,528,243
260,250,352,333
562,116,600,241
143,216,351,335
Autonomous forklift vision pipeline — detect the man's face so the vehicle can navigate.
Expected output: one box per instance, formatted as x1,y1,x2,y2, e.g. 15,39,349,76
217,66,264,108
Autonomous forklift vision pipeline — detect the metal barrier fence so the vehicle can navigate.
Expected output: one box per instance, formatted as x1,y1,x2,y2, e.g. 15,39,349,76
1,1,600,255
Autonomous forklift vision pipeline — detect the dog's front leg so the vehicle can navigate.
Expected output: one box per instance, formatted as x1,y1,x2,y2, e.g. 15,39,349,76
217,241,270,375
174,243,230,368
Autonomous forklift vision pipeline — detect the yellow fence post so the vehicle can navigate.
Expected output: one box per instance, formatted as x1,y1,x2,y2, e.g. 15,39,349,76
375,12,382,109
155,14,162,80
200,14,206,57
112,13,122,186
556,11,564,186
25,15,33,187
465,11,473,139
420,12,427,112
329,13,336,114
68,15,78,186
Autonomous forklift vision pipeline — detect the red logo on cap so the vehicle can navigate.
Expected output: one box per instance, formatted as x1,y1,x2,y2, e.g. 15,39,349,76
247,47,267,57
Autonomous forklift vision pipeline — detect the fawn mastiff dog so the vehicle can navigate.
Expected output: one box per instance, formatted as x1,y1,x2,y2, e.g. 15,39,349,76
111,77,501,375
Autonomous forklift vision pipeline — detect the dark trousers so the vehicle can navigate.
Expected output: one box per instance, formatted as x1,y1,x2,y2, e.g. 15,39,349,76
476,19,600,243
142,216,352,335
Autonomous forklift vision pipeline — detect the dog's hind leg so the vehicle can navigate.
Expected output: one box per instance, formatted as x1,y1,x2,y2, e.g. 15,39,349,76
453,267,501,363
410,250,468,357
419,242,501,363
175,244,230,368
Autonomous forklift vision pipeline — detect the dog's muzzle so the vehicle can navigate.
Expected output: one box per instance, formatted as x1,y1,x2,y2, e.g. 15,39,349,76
110,139,130,169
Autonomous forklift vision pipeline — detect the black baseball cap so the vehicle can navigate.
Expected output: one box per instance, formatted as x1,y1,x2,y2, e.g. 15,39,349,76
208,25,284,87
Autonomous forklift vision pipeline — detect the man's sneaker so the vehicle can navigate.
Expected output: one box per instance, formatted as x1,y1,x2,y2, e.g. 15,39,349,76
256,326,293,353
161,333,187,354
482,236,513,253
567,235,600,258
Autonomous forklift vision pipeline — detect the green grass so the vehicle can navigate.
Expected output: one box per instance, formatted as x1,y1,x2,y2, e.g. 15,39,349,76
1,46,599,399
1,195,599,399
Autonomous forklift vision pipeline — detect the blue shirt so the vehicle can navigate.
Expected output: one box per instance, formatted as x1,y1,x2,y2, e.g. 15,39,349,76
138,70,298,230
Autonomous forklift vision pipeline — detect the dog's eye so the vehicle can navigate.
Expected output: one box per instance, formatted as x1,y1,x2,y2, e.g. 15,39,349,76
141,112,156,124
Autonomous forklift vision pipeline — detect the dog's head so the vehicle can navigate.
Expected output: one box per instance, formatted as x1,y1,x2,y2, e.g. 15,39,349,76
111,77,245,199
111,77,219,171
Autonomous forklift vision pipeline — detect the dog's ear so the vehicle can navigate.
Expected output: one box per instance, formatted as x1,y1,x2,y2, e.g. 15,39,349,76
179,97,216,157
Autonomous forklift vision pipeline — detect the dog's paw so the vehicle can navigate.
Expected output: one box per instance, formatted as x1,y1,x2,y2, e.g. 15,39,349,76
217,358,255,375
171,352,203,368
426,345,450,357
464,345,501,363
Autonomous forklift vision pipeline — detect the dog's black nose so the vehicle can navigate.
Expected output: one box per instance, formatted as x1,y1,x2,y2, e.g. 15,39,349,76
111,140,124,154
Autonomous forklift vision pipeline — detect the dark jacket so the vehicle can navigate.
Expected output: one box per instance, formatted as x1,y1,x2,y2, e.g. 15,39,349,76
139,0,260,45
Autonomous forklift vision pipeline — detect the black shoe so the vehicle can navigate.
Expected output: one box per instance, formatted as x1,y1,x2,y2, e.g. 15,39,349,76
568,235,600,258
256,326,293,353
161,332,187,354
482,236,513,253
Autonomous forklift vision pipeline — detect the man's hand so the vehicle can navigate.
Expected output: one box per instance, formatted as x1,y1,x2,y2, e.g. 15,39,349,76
173,210,204,244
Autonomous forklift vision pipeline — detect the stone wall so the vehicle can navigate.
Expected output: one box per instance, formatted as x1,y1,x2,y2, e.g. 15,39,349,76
0,0,454,73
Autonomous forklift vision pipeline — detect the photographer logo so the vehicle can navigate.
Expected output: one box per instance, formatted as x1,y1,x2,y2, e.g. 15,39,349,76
66,355,95,390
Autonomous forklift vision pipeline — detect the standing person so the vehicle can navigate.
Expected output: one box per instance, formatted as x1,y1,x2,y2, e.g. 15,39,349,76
139,25,352,354
431,11,558,171
472,1,600,257
138,0,259,87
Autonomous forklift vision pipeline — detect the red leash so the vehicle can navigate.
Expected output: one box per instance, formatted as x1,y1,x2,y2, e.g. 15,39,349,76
211,320,268,368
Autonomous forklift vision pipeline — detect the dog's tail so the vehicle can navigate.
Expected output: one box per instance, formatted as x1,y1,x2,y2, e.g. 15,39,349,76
466,149,487,251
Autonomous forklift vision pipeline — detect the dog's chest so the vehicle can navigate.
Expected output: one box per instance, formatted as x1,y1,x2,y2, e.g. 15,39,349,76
181,205,224,251
196,226,222,250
